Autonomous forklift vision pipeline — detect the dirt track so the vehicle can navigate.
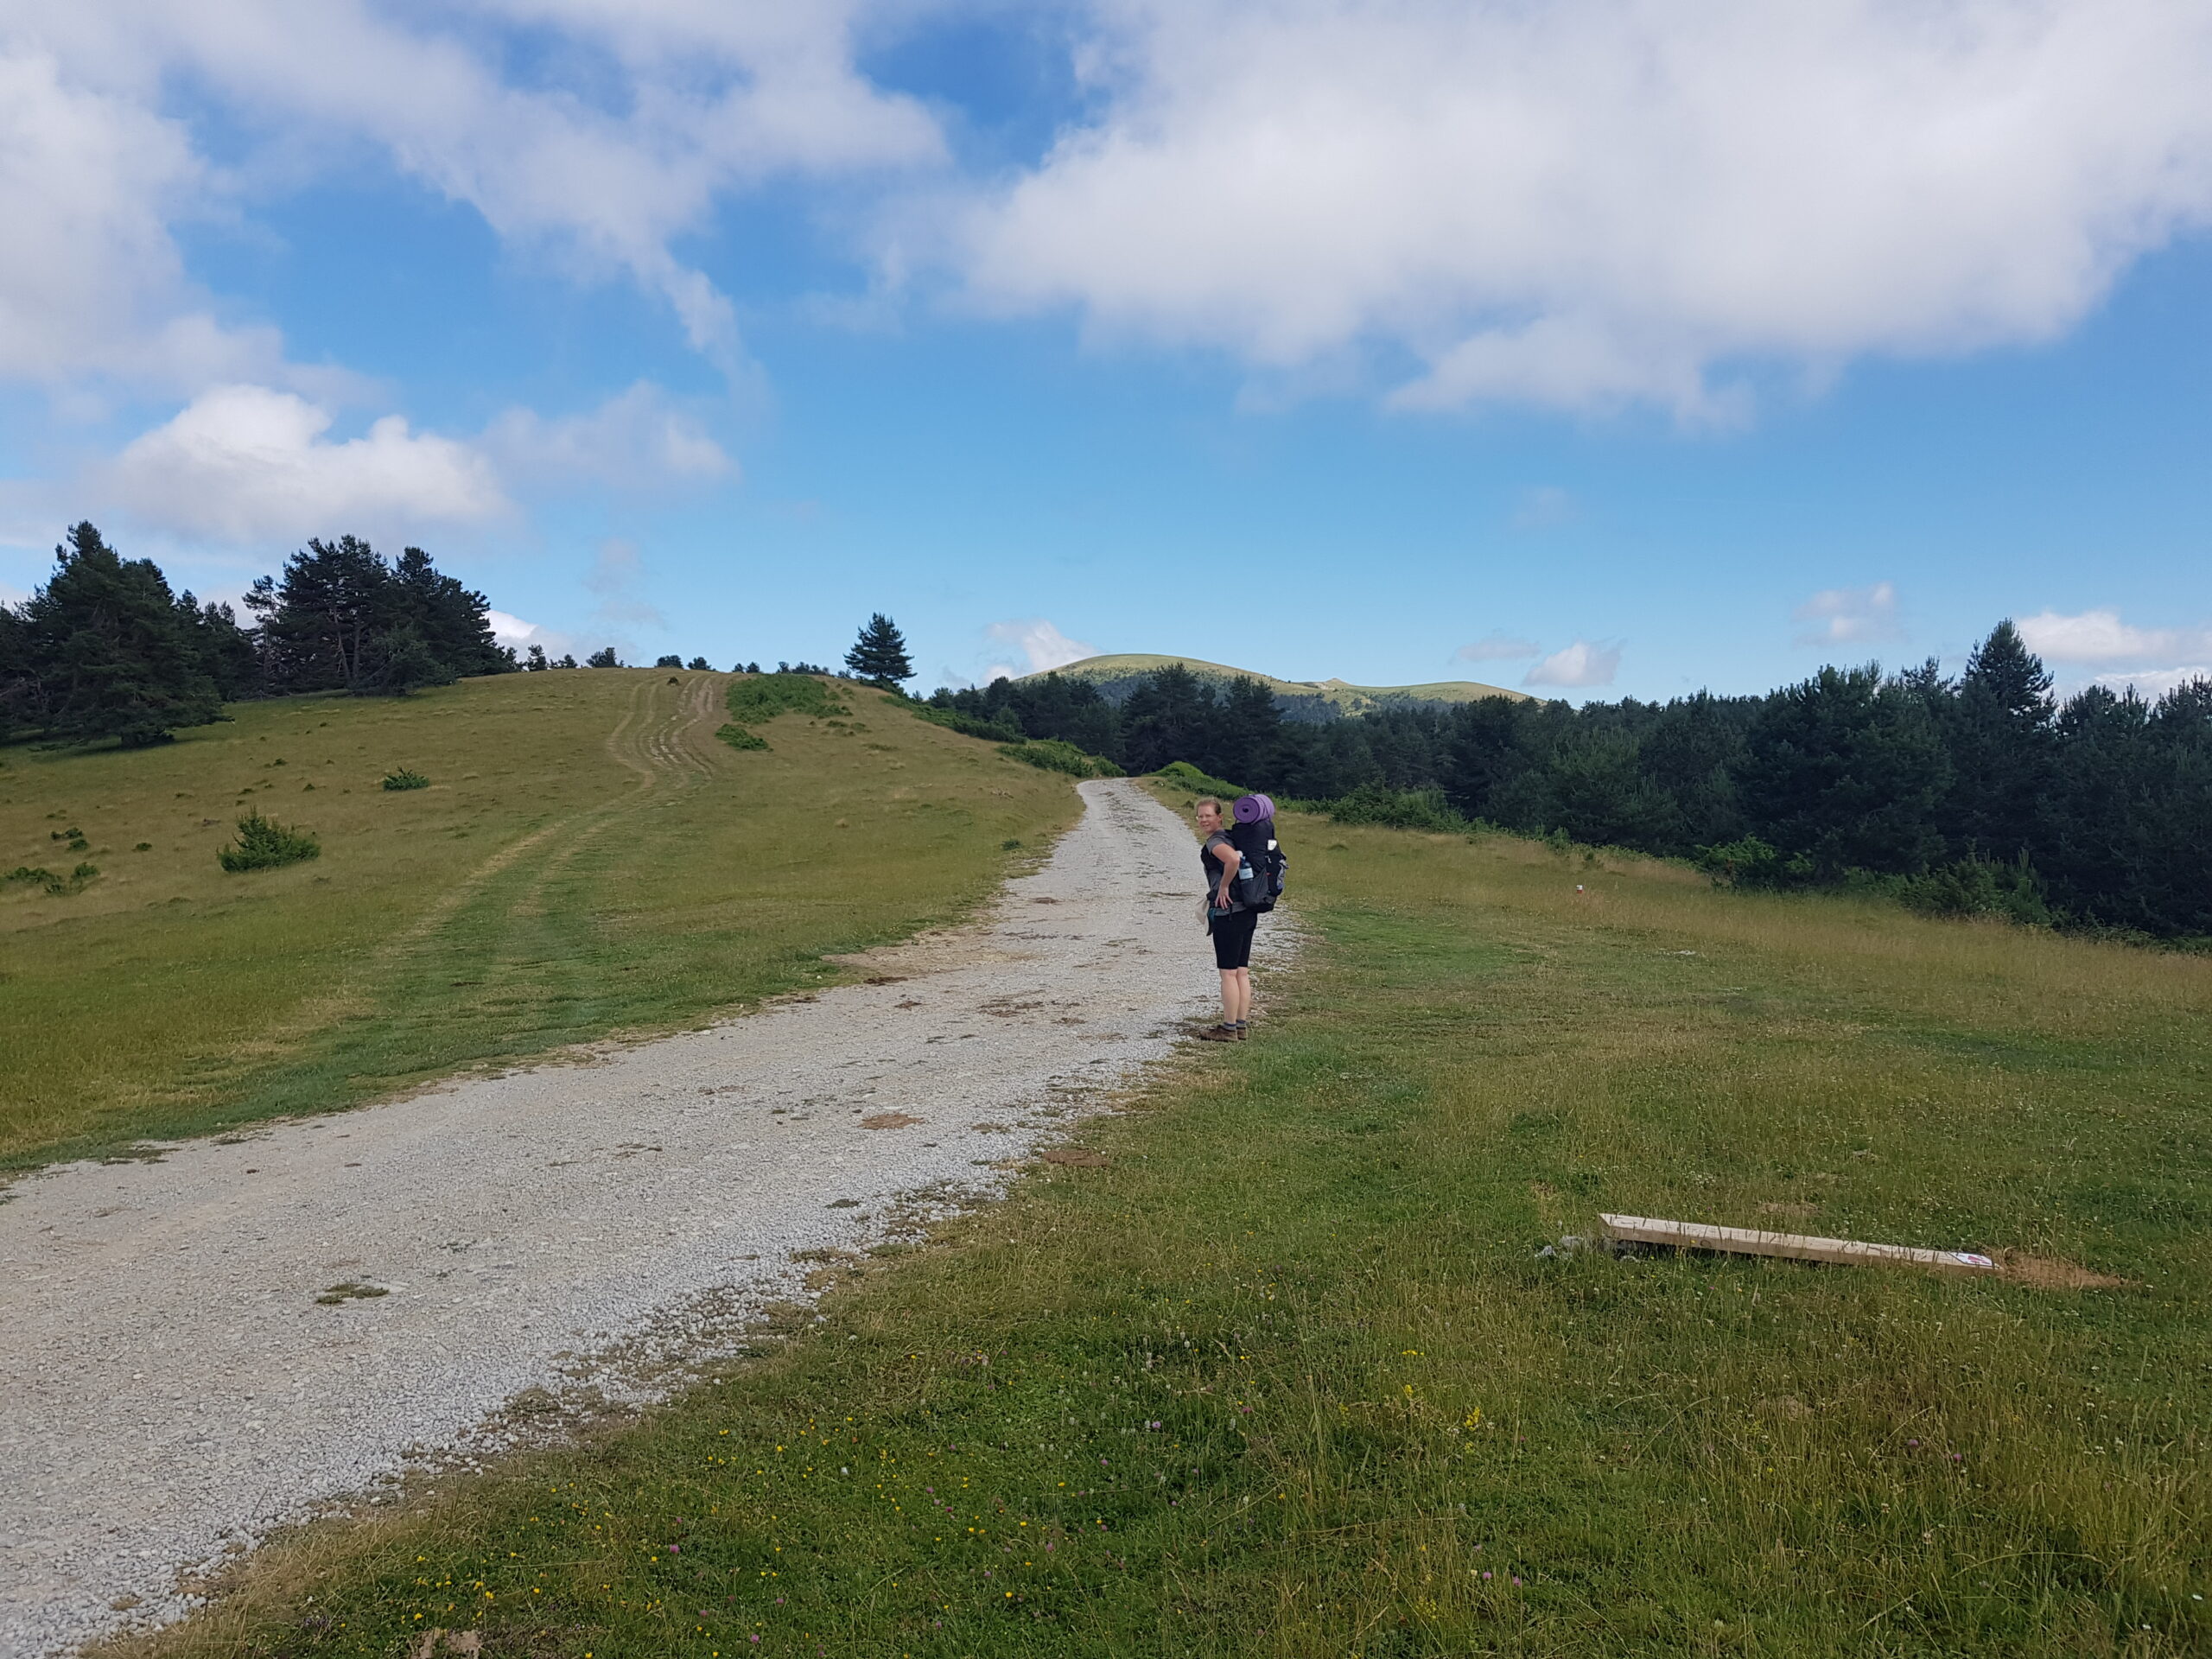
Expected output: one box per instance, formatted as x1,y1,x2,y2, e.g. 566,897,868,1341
0,777,1286,1657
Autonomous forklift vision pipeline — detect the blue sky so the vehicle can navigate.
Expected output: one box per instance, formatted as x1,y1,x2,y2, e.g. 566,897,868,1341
3,2,2210,701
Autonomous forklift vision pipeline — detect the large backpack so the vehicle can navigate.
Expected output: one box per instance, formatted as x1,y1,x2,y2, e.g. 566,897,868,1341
1228,796,1287,913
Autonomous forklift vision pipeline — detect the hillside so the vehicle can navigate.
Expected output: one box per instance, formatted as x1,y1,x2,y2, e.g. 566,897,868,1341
1024,652,1529,715
0,671,1081,1169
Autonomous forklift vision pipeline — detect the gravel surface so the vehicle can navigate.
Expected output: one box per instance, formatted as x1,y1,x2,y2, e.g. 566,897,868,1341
0,778,1288,1658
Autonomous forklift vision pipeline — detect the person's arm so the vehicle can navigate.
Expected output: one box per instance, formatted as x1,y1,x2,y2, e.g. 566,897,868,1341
1211,836,1241,907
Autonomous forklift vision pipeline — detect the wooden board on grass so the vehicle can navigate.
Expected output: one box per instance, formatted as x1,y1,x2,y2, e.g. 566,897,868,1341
1599,1212,1998,1277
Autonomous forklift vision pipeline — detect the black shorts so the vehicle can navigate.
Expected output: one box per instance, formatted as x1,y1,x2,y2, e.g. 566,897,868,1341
1210,908,1258,971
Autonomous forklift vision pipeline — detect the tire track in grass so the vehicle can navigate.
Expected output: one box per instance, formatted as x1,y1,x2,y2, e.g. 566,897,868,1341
165,677,729,1119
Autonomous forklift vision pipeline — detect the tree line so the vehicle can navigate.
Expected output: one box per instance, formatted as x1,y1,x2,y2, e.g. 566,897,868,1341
0,525,916,752
926,626,2212,938
0,524,518,746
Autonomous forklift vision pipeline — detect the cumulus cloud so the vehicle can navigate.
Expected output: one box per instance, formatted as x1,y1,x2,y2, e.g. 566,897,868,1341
2014,607,2212,664
79,379,731,547
105,384,507,543
982,618,1099,683
0,48,306,394
1453,633,1541,663
2090,664,2212,701
1794,582,1902,645
1524,639,1621,689
2014,607,2212,700
952,0,2212,416
483,383,733,489
0,3,946,388
487,609,574,661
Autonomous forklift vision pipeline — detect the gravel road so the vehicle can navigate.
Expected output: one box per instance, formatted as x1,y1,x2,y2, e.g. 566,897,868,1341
0,778,1285,1657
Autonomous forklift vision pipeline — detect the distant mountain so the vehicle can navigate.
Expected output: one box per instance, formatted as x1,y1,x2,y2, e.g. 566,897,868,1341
1020,653,1529,721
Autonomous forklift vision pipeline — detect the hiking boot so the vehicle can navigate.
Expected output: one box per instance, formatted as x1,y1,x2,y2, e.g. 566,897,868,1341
1197,1024,1239,1043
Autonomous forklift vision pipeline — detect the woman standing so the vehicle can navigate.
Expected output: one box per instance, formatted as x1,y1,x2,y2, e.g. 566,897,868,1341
1194,798,1256,1041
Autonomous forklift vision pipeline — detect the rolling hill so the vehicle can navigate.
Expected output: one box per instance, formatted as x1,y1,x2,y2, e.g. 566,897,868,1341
0,671,1079,1169
1020,652,1529,717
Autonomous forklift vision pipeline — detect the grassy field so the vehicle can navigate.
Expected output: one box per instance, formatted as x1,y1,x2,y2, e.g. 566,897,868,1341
0,671,1080,1171
105,793,2210,1656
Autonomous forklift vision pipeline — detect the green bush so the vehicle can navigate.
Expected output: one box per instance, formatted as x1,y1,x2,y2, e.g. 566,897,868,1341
715,673,851,752
219,811,321,873
1005,738,1119,778
4,861,99,896
380,767,430,791
1694,834,1815,888
912,704,1022,742
1326,783,1468,833
1153,760,1243,798
725,672,849,725
1898,853,2055,926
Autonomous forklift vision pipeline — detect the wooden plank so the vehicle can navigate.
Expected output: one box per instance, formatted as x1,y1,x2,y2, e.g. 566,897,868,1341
1599,1212,1997,1277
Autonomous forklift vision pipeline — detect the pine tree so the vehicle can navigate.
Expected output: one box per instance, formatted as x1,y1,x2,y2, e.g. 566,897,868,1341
843,613,913,685
10,523,221,746
1943,619,2055,859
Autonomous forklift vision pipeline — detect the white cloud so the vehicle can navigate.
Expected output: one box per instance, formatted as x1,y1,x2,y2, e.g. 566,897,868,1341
105,384,507,543
3,3,946,385
1524,639,1620,689
952,0,2212,416
486,609,574,661
484,382,733,489
984,618,1100,683
1453,632,1541,663
0,48,304,394
1794,581,1902,645
2014,607,2212,664
2092,664,2212,701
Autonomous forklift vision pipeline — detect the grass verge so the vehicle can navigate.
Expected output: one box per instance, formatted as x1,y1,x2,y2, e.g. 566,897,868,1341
99,805,2212,1656
0,671,1079,1171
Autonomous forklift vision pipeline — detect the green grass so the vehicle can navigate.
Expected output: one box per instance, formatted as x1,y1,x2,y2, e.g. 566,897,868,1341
105,799,2211,1656
0,671,1080,1171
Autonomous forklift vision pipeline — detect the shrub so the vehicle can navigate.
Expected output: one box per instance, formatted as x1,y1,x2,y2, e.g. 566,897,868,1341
5,861,99,895
1154,760,1243,798
1326,783,1468,833
585,646,620,668
1899,854,2055,926
219,811,321,873
1695,835,1814,888
1006,739,1119,778
715,673,850,754
655,654,683,669
380,767,430,791
913,705,1023,742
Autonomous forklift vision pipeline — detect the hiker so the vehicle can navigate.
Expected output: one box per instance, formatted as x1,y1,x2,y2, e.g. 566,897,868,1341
1195,798,1256,1041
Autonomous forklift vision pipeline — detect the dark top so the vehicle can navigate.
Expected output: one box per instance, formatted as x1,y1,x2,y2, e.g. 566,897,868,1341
1202,831,1241,911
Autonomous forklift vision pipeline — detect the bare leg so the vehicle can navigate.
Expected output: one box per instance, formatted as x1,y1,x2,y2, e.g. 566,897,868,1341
1229,967,1252,1024
1217,969,1240,1025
